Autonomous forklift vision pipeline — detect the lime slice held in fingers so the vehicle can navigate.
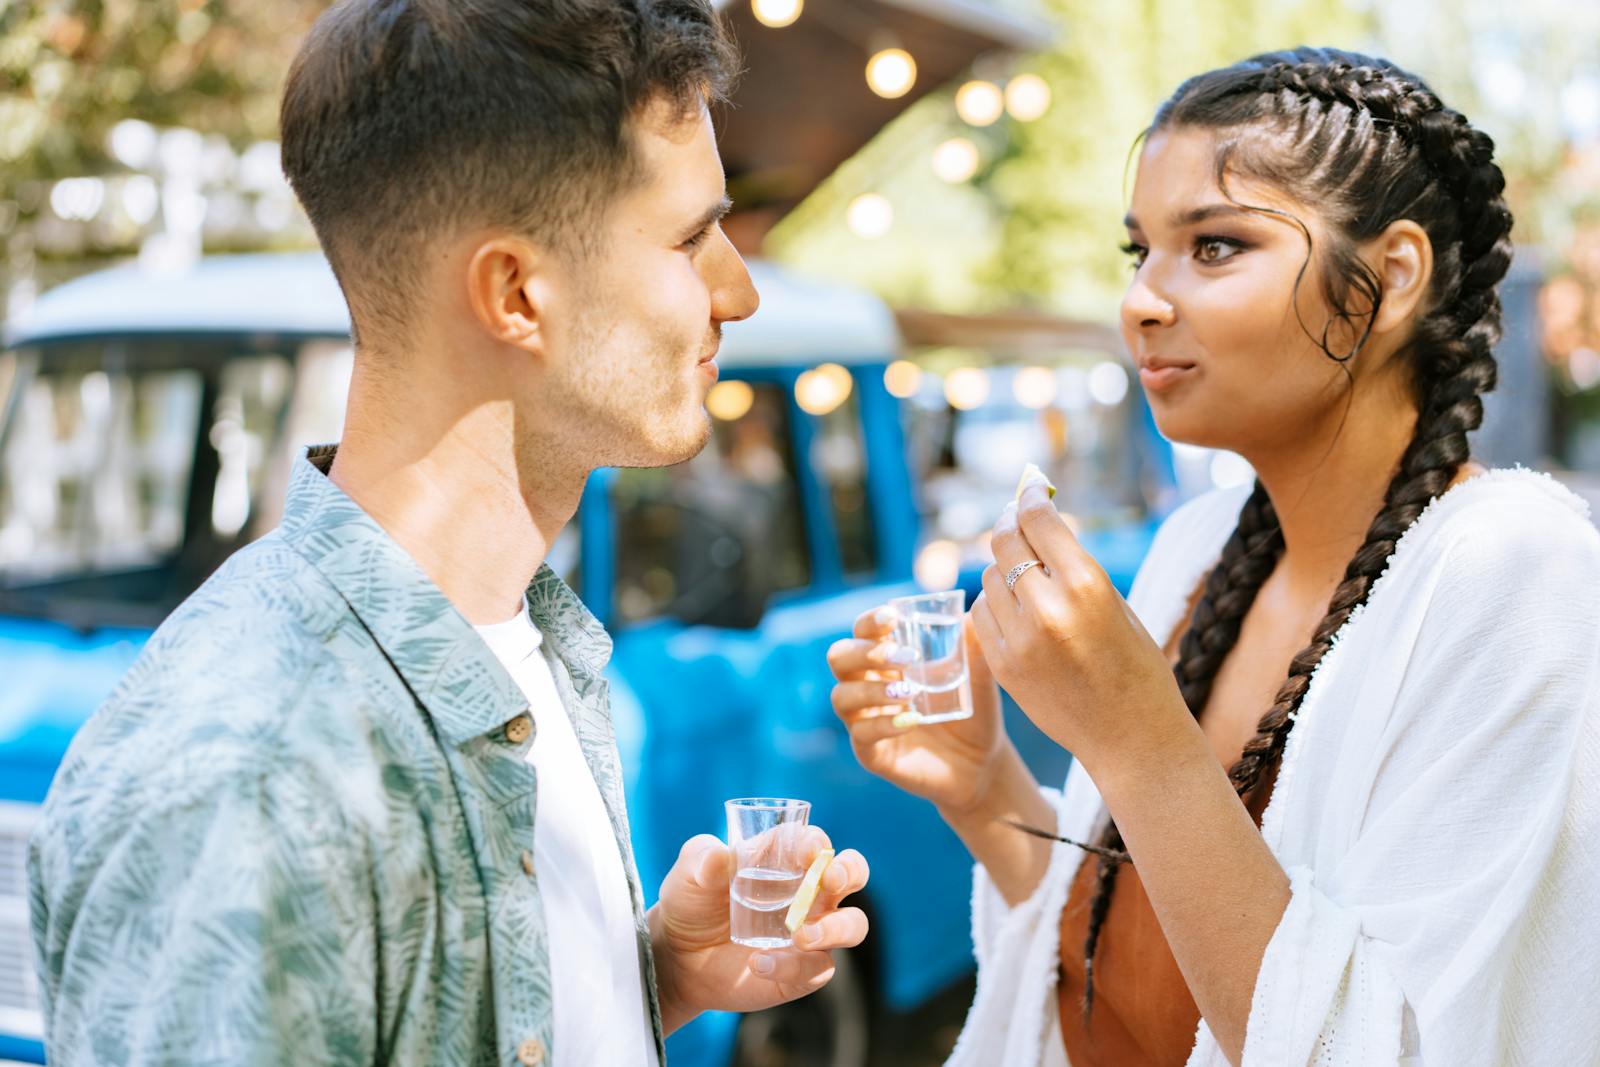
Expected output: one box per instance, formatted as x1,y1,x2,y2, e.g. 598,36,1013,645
783,848,836,934
1014,462,1058,503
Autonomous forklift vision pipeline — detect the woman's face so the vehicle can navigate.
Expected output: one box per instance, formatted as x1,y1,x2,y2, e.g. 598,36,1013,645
1119,126,1362,456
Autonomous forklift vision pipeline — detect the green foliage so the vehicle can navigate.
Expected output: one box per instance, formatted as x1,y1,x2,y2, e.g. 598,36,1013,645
0,0,323,187
770,0,1369,321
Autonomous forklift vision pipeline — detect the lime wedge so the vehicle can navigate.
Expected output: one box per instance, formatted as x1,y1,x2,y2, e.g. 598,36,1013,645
784,848,836,934
1014,462,1058,502
892,709,924,729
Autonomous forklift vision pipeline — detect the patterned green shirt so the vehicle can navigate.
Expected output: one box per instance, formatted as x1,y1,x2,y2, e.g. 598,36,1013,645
28,445,665,1066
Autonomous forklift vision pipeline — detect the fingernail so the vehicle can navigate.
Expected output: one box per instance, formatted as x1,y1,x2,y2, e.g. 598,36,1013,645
874,607,897,625
892,710,924,729
885,680,914,699
1004,500,1019,513
884,645,917,665
751,954,775,976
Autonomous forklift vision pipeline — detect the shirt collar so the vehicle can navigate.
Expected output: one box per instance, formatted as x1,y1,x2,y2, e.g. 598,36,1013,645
279,444,610,745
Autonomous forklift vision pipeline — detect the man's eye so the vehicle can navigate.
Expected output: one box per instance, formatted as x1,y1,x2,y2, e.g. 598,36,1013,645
683,226,716,252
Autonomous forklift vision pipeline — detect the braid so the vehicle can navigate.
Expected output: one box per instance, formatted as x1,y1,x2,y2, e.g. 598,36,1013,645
1071,47,1514,1022
1080,483,1283,1017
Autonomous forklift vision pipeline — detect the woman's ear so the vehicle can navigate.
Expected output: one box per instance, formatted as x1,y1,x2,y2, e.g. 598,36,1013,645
1367,219,1433,337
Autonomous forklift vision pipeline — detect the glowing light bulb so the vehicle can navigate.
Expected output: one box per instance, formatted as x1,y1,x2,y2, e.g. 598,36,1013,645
846,193,893,239
884,360,923,398
1005,73,1052,121
944,367,991,410
796,363,855,415
707,379,755,421
955,80,1004,126
867,48,917,99
751,0,802,29
1013,366,1058,409
931,137,980,183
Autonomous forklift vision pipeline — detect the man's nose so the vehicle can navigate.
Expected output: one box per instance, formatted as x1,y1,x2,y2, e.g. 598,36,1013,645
708,234,760,324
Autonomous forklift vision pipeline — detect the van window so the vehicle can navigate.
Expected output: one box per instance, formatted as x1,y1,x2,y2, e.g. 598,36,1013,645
811,390,876,576
612,381,809,626
0,355,202,581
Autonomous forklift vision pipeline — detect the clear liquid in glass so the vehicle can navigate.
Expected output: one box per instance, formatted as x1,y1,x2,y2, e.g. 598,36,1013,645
730,865,804,948
902,610,972,722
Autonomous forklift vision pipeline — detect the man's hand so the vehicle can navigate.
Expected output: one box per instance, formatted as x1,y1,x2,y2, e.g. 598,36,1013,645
650,831,869,1035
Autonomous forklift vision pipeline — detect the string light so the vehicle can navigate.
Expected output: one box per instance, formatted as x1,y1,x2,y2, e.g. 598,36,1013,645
944,367,991,410
884,360,923,398
1005,74,1052,121
955,80,1004,126
846,193,893,239
867,48,917,99
1013,366,1058,409
751,0,802,28
707,380,755,421
931,137,980,183
796,363,855,415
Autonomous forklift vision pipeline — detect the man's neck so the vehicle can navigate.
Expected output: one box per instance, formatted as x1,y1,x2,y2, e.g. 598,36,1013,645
327,382,588,626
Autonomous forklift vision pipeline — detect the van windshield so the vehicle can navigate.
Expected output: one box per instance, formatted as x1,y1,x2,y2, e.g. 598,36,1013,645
0,337,350,627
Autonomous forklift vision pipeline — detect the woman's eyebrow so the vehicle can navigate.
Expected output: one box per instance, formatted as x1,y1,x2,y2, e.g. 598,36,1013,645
1123,203,1256,231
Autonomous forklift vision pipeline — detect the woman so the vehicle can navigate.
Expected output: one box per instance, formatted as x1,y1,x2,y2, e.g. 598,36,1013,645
828,48,1600,1066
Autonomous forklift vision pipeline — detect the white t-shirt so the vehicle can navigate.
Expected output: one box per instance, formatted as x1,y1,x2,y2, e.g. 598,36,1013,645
476,603,660,1067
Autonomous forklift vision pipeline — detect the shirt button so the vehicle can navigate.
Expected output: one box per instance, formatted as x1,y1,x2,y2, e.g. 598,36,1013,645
521,850,535,877
504,713,533,745
517,1037,545,1065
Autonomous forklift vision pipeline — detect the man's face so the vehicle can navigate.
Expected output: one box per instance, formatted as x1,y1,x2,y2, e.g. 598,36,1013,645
535,99,759,470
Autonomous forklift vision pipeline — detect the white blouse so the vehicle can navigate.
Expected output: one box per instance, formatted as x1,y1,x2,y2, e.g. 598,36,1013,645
947,468,1600,1067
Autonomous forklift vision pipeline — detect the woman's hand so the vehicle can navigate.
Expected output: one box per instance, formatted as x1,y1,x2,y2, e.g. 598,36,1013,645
826,605,1009,815
972,476,1191,776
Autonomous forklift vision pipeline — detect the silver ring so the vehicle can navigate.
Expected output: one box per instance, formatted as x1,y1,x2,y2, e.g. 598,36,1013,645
1004,559,1046,590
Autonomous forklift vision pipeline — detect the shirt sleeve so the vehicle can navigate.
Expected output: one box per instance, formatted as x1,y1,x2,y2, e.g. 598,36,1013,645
31,760,380,1067
1234,506,1600,1067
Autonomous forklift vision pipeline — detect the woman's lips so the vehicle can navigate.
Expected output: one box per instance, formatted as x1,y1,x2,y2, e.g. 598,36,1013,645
1138,362,1196,392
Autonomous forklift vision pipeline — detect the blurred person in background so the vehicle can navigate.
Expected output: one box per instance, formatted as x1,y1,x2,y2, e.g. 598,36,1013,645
831,47,1600,1067
26,1,869,1064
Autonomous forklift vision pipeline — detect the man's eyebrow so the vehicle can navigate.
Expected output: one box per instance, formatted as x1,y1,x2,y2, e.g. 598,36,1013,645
1123,203,1256,231
681,195,734,240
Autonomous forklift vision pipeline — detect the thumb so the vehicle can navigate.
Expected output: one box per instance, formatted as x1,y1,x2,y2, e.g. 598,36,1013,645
661,834,732,905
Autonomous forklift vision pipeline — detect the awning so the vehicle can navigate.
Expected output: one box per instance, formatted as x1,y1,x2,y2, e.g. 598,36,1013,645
713,0,1053,215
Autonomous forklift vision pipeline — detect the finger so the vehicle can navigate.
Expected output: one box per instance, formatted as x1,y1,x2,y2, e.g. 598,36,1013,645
831,678,913,724
970,595,1005,662
792,906,870,952
846,712,917,748
659,834,732,902
817,849,869,910
979,562,1020,626
747,947,837,992
989,499,1036,575
827,637,915,680
852,605,899,640
1016,479,1099,585
965,613,997,691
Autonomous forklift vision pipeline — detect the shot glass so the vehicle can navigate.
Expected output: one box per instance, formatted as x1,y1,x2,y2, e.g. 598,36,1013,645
887,588,973,725
725,797,813,949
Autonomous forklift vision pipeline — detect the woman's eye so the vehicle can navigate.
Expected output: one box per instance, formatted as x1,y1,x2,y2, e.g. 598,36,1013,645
1119,241,1148,269
1195,236,1242,263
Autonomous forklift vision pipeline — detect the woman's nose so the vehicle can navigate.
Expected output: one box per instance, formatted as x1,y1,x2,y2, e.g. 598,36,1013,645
1121,273,1177,331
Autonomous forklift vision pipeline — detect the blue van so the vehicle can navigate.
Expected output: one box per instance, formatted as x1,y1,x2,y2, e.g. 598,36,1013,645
0,253,1168,1065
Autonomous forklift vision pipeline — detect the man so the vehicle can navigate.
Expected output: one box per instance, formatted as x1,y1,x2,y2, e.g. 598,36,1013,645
27,1,869,1063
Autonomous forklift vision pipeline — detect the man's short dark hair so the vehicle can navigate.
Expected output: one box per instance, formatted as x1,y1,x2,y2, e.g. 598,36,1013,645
279,0,737,349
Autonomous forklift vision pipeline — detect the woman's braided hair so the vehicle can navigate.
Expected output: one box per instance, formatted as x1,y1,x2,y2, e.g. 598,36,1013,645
1076,47,1514,1017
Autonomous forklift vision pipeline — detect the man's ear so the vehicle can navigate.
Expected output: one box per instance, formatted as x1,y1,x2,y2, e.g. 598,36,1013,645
1367,219,1434,337
465,238,551,352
